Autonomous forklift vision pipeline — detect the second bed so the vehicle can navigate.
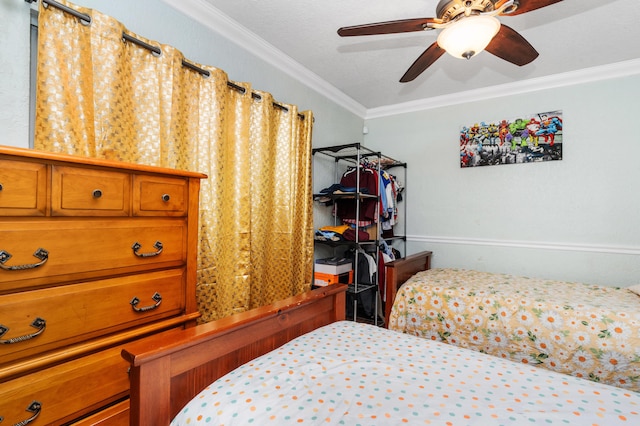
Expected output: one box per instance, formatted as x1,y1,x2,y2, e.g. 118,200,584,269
386,255,640,392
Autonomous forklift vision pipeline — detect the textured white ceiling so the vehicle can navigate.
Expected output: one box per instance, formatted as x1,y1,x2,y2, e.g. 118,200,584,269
174,0,640,112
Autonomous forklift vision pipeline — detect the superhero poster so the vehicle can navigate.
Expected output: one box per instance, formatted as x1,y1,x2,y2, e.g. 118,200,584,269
460,110,563,168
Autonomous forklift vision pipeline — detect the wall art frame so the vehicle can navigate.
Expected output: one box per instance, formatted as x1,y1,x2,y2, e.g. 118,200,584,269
460,110,563,168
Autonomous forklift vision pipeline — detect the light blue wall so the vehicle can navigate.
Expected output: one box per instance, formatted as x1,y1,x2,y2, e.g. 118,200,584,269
0,0,32,147
0,0,364,149
5,1,637,286
364,74,640,286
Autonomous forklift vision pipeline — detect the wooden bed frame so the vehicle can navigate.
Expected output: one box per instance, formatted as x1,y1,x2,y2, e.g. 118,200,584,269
121,284,346,425
384,251,432,325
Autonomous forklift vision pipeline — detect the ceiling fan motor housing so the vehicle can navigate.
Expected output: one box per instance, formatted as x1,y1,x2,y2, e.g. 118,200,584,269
436,0,499,22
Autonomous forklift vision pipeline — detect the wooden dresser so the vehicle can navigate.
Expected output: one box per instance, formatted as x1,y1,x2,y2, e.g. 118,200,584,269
0,146,206,425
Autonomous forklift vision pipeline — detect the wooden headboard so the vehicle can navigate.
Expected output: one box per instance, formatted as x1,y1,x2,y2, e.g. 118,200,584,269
384,251,432,325
121,284,346,425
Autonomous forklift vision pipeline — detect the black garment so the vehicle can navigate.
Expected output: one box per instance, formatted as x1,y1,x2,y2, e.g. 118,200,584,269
345,251,376,318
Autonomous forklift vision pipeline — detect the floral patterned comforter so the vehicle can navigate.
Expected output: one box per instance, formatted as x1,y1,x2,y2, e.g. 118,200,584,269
388,268,640,392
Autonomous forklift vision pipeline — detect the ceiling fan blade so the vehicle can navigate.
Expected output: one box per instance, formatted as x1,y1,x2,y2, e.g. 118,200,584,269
503,0,563,16
400,42,446,83
338,18,439,37
485,24,539,66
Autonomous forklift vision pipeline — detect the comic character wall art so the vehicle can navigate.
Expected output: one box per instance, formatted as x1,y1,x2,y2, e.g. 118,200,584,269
460,110,563,168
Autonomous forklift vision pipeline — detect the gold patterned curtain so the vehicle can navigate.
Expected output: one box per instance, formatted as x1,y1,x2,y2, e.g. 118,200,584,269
33,0,314,322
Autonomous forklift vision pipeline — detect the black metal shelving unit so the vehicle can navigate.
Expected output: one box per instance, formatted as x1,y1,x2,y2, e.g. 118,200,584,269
312,143,407,325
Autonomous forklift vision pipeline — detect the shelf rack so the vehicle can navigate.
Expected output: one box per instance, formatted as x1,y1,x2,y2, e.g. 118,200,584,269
312,143,407,325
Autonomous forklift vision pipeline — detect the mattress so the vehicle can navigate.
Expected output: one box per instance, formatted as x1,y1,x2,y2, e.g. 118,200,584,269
389,268,640,392
171,321,640,425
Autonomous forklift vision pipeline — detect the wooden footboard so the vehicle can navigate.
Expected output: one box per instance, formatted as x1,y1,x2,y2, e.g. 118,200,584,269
384,251,432,326
121,285,347,425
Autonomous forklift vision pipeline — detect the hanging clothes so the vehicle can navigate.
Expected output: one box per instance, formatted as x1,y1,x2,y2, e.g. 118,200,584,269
333,163,404,243
336,165,378,224
380,172,403,233
345,247,376,318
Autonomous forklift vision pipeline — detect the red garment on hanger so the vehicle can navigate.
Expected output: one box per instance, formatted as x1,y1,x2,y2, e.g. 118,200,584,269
336,167,379,222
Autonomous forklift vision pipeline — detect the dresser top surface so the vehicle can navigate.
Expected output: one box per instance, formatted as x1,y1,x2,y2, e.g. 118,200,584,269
0,145,208,180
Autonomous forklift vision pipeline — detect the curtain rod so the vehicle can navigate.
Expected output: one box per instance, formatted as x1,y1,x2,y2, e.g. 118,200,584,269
28,0,306,120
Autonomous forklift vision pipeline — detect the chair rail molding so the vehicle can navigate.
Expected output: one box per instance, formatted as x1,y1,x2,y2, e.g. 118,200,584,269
408,234,640,256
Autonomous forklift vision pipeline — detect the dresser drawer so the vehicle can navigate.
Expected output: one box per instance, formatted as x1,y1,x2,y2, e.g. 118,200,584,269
52,166,131,216
70,399,129,425
0,159,47,216
0,218,186,292
0,347,129,426
0,345,129,426
0,269,185,365
133,175,188,217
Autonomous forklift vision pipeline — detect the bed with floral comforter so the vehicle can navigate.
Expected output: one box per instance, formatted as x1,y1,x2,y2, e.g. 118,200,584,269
388,268,640,392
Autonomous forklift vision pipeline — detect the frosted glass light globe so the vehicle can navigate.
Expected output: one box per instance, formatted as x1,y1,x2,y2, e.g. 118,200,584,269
437,15,501,59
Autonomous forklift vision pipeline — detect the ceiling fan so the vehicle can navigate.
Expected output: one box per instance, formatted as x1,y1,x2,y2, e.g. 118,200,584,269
337,0,563,82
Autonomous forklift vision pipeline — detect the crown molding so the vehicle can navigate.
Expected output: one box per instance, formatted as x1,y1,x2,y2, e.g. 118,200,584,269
366,58,640,119
161,0,640,121
408,234,640,256
162,0,367,118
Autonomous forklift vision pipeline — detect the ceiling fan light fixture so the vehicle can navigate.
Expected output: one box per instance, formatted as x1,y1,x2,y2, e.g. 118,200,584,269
437,15,501,60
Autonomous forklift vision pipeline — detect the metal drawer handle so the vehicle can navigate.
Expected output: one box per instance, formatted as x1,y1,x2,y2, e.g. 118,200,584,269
0,318,46,344
0,248,49,271
92,189,103,198
130,292,162,312
131,241,163,258
161,193,170,202
7,401,42,426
